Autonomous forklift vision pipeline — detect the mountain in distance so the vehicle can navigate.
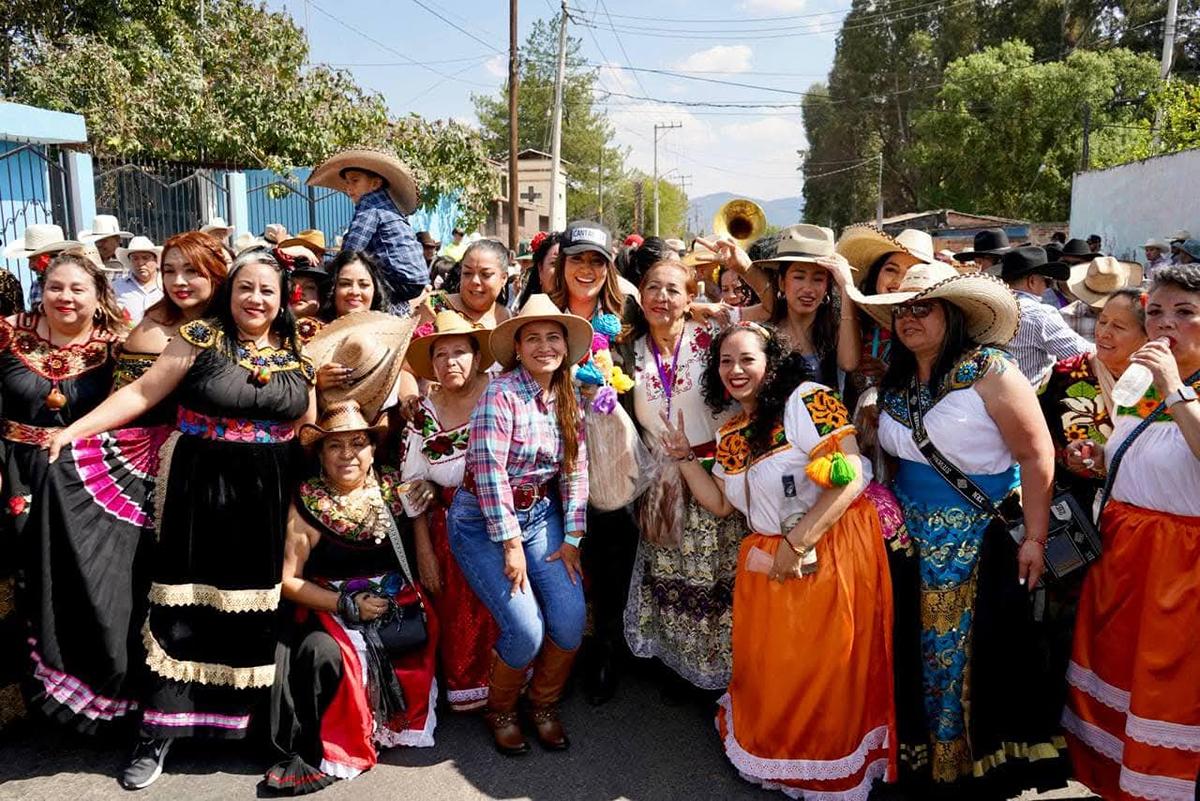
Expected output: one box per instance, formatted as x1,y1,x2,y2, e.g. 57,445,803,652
689,192,804,231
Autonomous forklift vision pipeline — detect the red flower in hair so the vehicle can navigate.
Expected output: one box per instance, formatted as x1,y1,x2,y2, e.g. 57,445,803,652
530,231,549,253
289,283,303,305
1139,292,1148,309
31,253,52,275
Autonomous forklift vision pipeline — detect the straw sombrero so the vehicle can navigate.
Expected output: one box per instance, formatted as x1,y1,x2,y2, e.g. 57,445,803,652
836,225,936,284
306,310,418,422
489,294,593,371
407,310,494,382
852,262,1020,346
1067,256,1144,309
4,224,75,259
299,399,387,448
308,147,419,215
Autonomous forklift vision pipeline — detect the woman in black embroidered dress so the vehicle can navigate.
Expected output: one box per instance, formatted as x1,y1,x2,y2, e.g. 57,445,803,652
49,250,315,790
266,400,438,795
0,250,125,735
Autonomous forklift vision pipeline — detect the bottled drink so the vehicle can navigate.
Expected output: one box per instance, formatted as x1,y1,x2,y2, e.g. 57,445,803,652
1110,363,1154,408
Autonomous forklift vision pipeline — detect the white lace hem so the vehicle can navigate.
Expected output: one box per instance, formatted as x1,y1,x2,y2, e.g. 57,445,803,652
1061,708,1124,763
1126,712,1200,752
447,685,488,708
375,678,438,749
319,757,364,781
717,693,890,782
1066,661,1131,712
1119,766,1198,801
734,759,889,801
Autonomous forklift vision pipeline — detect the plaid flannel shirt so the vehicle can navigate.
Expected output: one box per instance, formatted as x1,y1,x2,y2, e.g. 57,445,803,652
466,367,588,542
1010,291,1093,386
340,188,428,293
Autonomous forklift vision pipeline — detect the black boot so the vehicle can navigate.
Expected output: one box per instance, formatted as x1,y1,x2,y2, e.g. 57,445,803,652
580,635,619,706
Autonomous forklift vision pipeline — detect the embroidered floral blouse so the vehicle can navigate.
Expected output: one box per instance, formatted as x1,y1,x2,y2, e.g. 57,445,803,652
400,396,470,493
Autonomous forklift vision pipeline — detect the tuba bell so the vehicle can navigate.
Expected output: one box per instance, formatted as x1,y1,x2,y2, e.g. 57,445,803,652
712,198,767,247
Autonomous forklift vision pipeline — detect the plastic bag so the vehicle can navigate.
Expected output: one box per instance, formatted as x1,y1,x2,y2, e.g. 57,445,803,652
634,440,686,547
584,402,649,511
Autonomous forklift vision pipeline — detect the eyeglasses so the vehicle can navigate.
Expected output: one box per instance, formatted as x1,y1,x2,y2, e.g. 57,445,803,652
892,302,935,321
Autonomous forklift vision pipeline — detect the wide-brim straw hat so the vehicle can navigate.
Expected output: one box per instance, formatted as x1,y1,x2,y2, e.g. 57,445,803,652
116,236,163,269
79,214,132,242
1068,256,1144,309
4,223,71,259
489,293,593,371
200,217,233,237
308,148,419,215
278,228,327,259
407,310,495,382
26,239,84,259
836,225,936,285
852,262,1020,346
299,399,387,448
306,310,418,423
751,223,836,270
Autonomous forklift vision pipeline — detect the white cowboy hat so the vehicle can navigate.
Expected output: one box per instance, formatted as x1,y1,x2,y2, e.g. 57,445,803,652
489,293,593,371
233,231,267,254
308,147,419,215
201,217,233,237
836,225,937,285
1067,256,1144,309
407,310,495,382
751,224,836,269
116,235,163,268
4,224,75,259
852,261,1020,346
1141,238,1169,250
27,241,103,270
1169,229,1192,243
79,214,132,242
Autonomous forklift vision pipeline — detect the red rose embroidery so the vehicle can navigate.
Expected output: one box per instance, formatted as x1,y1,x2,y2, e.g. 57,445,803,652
7,495,28,516
694,329,712,350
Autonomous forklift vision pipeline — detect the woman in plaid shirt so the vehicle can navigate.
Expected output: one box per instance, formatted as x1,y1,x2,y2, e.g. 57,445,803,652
447,294,593,757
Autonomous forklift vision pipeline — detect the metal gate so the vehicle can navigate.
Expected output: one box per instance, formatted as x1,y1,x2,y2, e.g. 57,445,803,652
93,156,231,245
0,140,72,291
245,167,353,244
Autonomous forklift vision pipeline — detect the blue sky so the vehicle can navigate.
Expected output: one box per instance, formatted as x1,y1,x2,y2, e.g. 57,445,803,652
270,0,848,201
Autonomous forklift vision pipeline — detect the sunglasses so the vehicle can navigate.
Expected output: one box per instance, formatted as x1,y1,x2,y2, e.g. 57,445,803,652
892,302,935,321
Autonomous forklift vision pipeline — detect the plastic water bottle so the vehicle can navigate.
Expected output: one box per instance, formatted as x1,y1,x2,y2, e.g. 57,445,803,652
1110,363,1154,408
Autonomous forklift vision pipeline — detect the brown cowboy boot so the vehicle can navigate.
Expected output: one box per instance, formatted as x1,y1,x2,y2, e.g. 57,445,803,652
525,639,578,750
483,652,530,756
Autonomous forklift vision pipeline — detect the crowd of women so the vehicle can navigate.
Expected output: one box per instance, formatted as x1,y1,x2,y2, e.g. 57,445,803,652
0,213,1196,801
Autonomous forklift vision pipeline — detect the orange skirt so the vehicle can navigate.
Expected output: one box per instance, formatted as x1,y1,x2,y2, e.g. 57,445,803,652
1064,500,1200,801
716,496,897,799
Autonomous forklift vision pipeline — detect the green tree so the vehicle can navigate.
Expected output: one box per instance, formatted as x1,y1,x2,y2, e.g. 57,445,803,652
11,0,498,227
473,18,625,222
603,172,687,237
911,42,1158,220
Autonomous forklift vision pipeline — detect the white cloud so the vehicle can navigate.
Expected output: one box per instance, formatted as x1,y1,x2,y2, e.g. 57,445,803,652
739,0,807,12
484,54,506,78
673,44,753,74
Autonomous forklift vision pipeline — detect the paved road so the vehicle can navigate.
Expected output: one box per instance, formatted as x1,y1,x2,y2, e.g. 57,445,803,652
0,669,1095,801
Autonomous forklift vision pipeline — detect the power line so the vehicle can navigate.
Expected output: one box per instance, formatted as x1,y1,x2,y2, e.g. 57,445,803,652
589,0,652,99
408,0,504,53
327,53,496,66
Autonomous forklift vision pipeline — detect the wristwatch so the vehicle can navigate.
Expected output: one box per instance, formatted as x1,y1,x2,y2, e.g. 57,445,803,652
1166,385,1199,408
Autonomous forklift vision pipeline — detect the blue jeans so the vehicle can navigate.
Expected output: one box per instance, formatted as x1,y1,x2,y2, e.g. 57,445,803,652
447,490,585,669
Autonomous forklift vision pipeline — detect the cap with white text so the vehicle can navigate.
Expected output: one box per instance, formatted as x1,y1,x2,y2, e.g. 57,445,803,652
560,220,613,261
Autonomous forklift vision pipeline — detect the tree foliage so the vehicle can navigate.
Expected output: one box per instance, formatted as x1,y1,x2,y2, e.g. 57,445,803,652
473,19,626,223
7,0,498,228
802,0,1198,228
602,172,688,238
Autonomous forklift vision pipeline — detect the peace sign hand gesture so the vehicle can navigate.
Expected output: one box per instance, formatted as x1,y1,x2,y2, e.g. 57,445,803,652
694,236,752,275
659,410,692,462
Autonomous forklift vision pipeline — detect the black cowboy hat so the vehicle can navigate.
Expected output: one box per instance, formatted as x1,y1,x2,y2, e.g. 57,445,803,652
999,245,1069,282
1056,238,1100,261
955,228,1012,260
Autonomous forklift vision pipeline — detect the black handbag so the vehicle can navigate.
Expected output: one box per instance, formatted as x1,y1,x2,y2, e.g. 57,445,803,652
373,497,429,656
906,381,1100,581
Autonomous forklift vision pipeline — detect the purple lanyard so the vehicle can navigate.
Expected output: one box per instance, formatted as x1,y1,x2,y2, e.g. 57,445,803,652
649,335,684,419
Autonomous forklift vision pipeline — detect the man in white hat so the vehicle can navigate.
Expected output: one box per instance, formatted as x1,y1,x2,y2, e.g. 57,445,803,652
1142,237,1170,279
112,236,164,324
79,214,133,273
308,148,427,314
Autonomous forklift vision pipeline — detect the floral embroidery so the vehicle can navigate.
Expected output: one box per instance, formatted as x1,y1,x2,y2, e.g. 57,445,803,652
422,427,469,462
883,346,1014,427
113,351,157,390
714,415,787,473
0,315,112,382
179,319,316,384
177,408,295,443
1064,424,1089,442
803,389,850,436
296,317,325,344
298,467,403,543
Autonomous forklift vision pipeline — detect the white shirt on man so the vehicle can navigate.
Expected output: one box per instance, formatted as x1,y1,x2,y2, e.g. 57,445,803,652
112,273,163,325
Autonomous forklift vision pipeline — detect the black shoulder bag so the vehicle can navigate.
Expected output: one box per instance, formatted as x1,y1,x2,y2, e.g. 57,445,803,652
905,381,1100,581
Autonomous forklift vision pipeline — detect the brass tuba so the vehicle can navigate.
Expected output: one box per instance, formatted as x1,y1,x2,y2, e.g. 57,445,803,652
712,198,767,247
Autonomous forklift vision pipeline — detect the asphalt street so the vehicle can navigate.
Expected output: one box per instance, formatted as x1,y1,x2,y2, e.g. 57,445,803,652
0,669,1096,801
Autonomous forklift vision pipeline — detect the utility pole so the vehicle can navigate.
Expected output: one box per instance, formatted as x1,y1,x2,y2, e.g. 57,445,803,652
1081,104,1091,171
1153,0,1180,148
597,140,604,222
507,0,520,250
875,154,884,228
653,122,681,236
548,0,568,231
676,174,692,235
633,180,644,234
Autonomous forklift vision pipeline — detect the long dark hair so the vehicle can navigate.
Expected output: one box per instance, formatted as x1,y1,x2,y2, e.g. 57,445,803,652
518,232,561,308
701,324,813,455
771,262,838,386
881,300,976,393
210,250,301,357
320,250,390,321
